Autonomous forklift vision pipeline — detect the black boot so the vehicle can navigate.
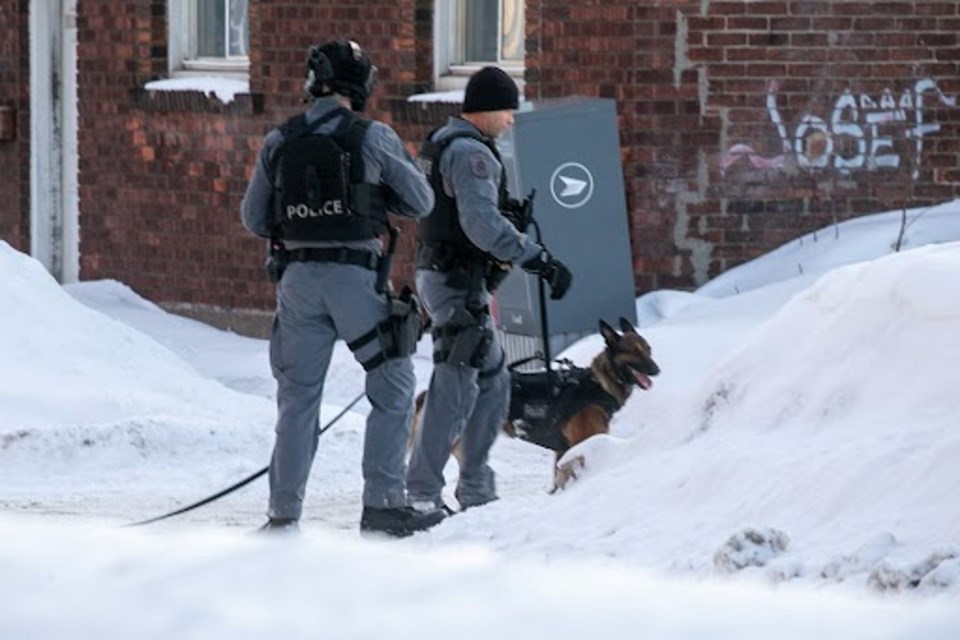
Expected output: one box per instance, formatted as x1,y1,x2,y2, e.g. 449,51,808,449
359,506,447,538
456,495,499,512
258,517,299,534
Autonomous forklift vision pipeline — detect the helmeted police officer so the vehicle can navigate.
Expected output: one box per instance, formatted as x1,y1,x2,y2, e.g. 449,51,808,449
241,39,447,537
408,66,572,511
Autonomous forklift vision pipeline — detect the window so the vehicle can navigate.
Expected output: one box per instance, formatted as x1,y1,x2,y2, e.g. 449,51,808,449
168,0,249,77
435,0,524,89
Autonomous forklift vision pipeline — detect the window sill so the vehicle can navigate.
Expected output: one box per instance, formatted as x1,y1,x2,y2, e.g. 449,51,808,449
180,57,250,76
435,64,525,92
170,68,251,83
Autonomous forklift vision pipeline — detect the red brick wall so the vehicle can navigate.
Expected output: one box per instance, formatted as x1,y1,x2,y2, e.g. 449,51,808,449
77,0,431,312
59,0,960,313
0,0,30,252
694,0,960,287
528,0,960,290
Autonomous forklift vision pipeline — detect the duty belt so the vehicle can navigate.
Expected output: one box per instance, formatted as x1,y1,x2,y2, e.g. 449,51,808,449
286,247,380,271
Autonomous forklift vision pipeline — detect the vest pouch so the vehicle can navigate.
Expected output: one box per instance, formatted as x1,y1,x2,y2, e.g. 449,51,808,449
277,135,355,241
507,372,568,452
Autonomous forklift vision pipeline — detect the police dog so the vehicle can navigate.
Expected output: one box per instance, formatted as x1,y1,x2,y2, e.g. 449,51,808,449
410,317,660,494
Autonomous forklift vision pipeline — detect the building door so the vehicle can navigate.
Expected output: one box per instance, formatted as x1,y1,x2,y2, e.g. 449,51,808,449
29,0,79,283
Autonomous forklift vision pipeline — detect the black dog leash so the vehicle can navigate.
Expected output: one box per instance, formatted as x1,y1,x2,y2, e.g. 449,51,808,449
529,217,555,387
126,391,367,527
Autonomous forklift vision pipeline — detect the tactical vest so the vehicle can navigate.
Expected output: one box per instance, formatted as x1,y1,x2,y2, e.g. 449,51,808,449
416,127,510,270
270,107,387,242
507,366,622,453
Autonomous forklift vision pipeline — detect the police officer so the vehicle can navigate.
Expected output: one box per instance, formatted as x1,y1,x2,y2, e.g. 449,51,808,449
241,40,447,537
408,66,572,511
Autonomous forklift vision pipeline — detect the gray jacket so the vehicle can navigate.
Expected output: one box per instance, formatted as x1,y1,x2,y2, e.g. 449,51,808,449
241,97,434,251
430,117,541,265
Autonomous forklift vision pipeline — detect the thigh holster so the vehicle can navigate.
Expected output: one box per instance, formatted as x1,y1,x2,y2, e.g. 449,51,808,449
431,307,493,369
347,286,424,371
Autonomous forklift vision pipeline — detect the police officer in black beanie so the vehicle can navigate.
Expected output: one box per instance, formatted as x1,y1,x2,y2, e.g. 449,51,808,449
408,66,573,512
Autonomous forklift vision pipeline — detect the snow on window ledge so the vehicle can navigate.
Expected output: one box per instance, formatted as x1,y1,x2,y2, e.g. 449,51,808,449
144,77,250,105
407,90,466,104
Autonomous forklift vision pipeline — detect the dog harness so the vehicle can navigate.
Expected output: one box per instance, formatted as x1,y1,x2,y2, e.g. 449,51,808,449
507,364,622,453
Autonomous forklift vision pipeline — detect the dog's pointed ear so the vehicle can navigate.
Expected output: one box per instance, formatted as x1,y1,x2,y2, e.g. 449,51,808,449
619,317,639,336
599,319,620,347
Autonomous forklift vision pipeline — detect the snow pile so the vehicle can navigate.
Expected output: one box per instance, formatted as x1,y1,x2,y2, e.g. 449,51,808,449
1,517,958,640
427,240,960,595
0,242,273,485
2,199,960,639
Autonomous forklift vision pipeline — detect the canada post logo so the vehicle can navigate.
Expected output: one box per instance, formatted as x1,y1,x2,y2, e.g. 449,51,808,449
549,162,594,209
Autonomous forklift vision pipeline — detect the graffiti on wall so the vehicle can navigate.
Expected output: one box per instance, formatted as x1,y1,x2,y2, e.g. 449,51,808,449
721,79,957,179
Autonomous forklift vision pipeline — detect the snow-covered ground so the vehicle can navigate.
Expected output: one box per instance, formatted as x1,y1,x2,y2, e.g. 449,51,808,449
2,201,960,638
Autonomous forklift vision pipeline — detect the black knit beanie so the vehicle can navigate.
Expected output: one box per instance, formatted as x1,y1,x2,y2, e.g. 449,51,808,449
462,66,520,113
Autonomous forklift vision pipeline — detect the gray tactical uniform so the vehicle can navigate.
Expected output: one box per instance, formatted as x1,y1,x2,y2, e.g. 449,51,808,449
407,117,542,509
241,97,434,519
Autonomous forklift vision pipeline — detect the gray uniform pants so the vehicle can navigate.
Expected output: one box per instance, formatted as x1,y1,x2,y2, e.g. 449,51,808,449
268,261,415,520
406,269,510,508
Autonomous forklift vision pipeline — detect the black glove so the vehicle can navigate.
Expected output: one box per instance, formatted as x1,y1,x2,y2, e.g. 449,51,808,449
521,250,572,300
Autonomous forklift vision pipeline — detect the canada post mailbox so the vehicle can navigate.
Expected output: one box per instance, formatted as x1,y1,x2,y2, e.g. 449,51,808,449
495,98,635,360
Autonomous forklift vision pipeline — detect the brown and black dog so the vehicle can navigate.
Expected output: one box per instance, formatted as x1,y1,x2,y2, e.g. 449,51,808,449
410,317,660,493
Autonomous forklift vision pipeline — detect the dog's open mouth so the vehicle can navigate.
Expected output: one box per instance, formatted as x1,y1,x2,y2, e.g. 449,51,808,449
631,368,654,390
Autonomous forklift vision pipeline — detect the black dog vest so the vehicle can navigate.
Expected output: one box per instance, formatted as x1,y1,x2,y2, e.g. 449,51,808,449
507,365,621,454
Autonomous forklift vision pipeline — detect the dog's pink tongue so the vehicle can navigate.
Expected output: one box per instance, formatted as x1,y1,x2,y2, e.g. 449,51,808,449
634,370,653,390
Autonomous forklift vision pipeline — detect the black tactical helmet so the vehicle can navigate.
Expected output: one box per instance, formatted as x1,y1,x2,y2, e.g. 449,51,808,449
303,39,378,111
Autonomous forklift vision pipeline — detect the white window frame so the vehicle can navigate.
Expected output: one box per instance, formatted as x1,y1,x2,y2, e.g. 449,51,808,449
168,0,249,80
434,0,525,91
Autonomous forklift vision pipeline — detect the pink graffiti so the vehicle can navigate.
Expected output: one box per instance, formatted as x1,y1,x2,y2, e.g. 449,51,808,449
720,80,791,171
719,143,787,170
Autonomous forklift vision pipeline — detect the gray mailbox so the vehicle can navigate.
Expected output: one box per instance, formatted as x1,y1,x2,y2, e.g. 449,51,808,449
495,98,635,364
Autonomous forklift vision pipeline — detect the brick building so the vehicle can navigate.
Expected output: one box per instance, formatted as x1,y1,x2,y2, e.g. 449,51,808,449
2,1,958,331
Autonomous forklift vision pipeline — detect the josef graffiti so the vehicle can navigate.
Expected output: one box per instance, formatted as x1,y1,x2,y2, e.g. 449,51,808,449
721,79,957,179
